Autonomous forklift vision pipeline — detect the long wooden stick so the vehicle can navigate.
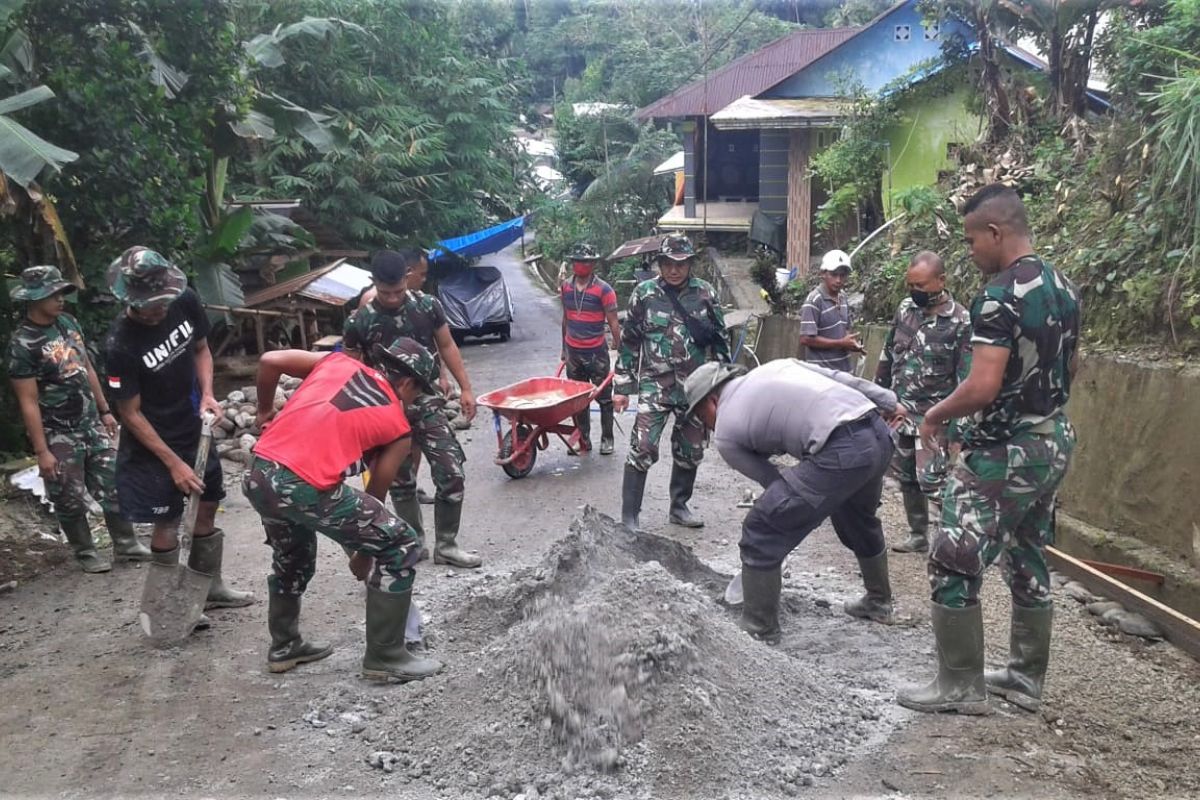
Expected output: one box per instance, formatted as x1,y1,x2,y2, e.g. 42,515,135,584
1046,545,1200,660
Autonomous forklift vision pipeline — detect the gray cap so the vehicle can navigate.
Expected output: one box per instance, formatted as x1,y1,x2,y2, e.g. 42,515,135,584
683,361,747,417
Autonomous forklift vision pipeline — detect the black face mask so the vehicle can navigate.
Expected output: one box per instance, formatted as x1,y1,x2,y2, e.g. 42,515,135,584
910,289,942,308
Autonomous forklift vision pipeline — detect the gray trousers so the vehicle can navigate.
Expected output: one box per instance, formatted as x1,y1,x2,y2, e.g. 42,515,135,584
740,414,893,570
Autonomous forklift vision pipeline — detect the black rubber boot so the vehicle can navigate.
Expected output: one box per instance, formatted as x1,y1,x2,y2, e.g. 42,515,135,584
267,593,333,673
896,603,992,715
893,485,930,553
62,517,111,573
104,512,151,561
843,551,894,624
620,465,647,532
151,547,210,631
392,495,429,562
189,530,255,609
432,500,482,568
739,564,782,644
362,587,443,682
574,406,592,453
985,603,1053,712
599,403,615,455
668,465,704,528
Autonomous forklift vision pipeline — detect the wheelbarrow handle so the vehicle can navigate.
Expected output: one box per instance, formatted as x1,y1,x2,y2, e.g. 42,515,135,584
594,370,615,397
555,359,566,378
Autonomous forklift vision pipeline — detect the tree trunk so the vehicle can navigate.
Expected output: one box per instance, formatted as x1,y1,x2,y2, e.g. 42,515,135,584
975,8,1011,142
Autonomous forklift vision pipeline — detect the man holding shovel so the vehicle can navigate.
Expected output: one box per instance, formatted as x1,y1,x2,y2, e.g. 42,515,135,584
243,339,442,681
104,247,254,627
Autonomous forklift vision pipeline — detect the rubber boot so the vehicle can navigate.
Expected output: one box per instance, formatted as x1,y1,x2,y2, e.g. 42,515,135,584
599,404,615,455
432,500,482,568
61,517,110,573
896,603,992,715
574,406,592,453
362,586,443,682
189,530,255,609
417,487,435,505
892,485,930,553
267,593,333,673
104,512,151,561
392,495,429,562
985,603,1053,712
739,564,782,644
152,547,210,631
620,465,647,532
668,465,704,528
843,551,894,624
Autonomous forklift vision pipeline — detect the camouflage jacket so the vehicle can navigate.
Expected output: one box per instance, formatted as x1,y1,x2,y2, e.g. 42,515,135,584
962,256,1080,448
616,276,729,404
875,295,972,421
6,313,98,431
343,291,447,373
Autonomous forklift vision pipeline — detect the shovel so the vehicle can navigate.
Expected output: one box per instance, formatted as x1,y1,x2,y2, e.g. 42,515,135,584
138,413,216,646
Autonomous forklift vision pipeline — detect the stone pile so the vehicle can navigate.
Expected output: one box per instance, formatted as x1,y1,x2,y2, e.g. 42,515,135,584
949,149,1035,211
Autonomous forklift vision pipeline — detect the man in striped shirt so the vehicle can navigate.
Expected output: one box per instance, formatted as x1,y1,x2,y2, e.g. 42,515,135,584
560,243,621,454
799,249,865,372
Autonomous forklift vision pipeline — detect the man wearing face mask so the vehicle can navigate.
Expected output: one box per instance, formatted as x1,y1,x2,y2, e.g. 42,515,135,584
560,243,621,454
875,251,972,554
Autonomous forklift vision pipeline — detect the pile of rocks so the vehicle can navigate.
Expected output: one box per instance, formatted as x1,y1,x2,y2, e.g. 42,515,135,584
950,150,1035,211
213,377,471,464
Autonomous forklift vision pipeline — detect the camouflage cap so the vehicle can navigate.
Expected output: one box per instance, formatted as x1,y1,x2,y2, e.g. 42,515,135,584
658,233,696,262
568,243,601,261
10,265,76,302
371,337,439,396
107,246,187,308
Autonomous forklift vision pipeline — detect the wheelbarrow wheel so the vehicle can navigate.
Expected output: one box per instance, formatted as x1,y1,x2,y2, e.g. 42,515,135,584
500,425,537,479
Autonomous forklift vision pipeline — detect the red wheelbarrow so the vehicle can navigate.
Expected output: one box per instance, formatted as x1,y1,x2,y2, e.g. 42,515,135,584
477,362,615,479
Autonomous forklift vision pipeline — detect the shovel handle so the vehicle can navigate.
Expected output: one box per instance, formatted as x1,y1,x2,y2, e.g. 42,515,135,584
180,413,216,544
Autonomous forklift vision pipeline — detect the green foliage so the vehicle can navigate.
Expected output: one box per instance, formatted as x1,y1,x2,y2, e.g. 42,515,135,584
892,184,943,221
810,86,897,231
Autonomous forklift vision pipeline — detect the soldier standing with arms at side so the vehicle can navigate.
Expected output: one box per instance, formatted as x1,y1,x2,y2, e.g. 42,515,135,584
8,266,151,572
897,185,1080,715
613,234,729,531
875,251,972,553
799,249,865,373
343,248,482,568
560,243,621,454
104,247,254,616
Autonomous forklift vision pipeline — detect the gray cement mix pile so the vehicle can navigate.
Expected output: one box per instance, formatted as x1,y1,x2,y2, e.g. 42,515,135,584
302,509,901,800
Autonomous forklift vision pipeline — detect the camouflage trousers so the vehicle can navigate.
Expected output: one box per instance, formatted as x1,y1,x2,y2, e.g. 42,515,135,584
929,418,1076,609
565,348,613,404
242,457,420,595
390,393,466,506
626,396,705,473
891,429,950,499
44,423,117,522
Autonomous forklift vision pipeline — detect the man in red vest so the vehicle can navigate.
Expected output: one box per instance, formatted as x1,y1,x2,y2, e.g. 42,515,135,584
242,338,442,682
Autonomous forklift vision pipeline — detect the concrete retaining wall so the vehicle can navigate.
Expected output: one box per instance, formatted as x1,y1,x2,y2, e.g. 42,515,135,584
750,316,1200,575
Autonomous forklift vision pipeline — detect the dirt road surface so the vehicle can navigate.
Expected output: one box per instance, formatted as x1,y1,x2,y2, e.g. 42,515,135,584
1,246,1198,799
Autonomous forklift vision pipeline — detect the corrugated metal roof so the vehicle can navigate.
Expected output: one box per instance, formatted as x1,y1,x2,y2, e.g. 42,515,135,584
243,259,371,308
710,96,849,130
636,27,860,121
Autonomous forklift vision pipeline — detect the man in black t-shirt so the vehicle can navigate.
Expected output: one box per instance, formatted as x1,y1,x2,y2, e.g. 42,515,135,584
105,247,253,613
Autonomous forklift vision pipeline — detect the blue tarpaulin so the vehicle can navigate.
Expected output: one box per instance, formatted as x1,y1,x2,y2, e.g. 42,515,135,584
428,215,526,263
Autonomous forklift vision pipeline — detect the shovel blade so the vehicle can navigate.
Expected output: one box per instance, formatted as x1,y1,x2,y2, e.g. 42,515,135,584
138,561,212,646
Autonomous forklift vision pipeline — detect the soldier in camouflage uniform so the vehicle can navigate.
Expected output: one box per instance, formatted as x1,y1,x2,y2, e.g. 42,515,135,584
898,184,1080,716
613,234,729,531
875,251,972,553
343,249,482,568
243,338,443,681
7,266,151,572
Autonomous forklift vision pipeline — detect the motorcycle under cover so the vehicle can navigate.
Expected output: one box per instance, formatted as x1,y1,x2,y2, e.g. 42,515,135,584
437,265,512,330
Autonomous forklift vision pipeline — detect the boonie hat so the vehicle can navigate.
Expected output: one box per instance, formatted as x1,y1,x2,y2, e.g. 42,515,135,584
819,249,852,273
108,246,187,308
10,265,76,302
372,337,439,396
683,361,747,418
569,243,601,261
658,234,696,262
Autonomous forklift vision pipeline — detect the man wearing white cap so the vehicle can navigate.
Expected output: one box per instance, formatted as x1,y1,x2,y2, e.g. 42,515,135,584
799,249,864,373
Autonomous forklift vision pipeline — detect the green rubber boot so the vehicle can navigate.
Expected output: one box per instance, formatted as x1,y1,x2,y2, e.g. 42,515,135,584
392,495,429,562
432,499,482,568
104,512,151,561
268,593,333,673
740,564,782,644
892,485,930,553
362,586,443,682
620,465,647,532
985,603,1053,712
189,530,255,609
843,551,894,624
61,517,110,573
668,465,704,528
897,603,992,715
